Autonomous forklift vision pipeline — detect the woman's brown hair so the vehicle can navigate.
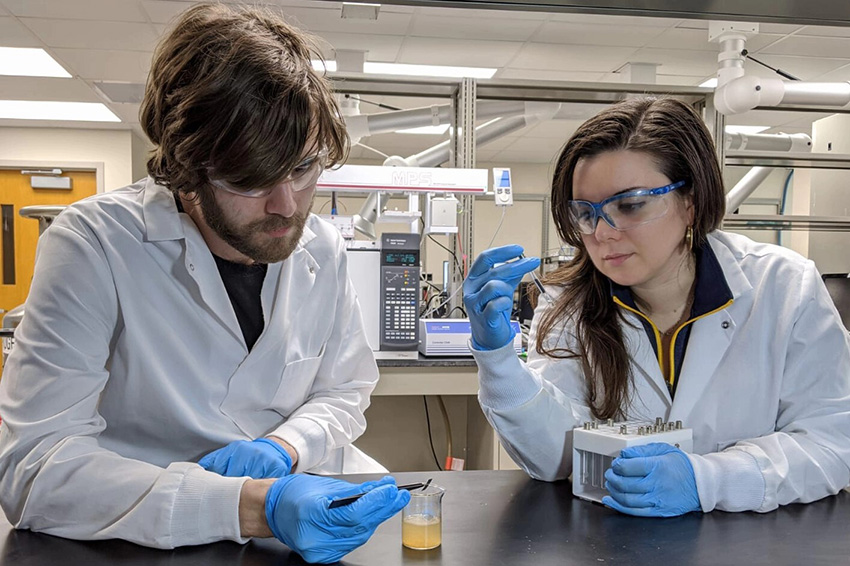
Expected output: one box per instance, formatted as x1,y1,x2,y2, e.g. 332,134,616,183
537,97,726,420
140,2,348,197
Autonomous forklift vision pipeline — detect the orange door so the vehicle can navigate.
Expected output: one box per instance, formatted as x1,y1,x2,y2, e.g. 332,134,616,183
0,169,97,315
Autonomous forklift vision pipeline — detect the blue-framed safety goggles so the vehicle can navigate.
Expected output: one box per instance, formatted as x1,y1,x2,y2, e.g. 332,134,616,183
568,180,687,235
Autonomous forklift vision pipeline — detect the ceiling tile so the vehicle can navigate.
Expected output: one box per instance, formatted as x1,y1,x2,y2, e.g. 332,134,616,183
52,48,152,82
510,43,638,73
812,63,850,82
549,13,676,27
410,14,542,42
797,25,850,39
140,1,189,25
108,102,142,124
276,6,412,36
0,76,99,101
760,35,850,58
317,32,403,62
398,37,522,67
496,68,605,82
741,54,850,81
2,0,147,22
647,28,783,52
531,21,667,47
21,18,159,51
0,16,41,46
410,6,549,21
624,47,720,76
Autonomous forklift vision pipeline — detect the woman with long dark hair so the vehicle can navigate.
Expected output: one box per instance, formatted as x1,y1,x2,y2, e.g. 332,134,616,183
464,97,850,517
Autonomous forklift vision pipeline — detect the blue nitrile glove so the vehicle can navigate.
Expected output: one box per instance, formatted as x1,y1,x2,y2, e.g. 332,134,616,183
265,474,410,564
602,442,701,517
463,245,541,350
199,438,293,479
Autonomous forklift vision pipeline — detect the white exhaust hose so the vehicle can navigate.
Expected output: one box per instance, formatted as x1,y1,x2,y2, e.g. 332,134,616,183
382,103,562,168
725,132,812,152
343,100,560,145
725,166,774,212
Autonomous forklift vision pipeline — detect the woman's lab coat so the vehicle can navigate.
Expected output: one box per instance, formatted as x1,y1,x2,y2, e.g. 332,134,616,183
0,178,381,547
473,230,850,512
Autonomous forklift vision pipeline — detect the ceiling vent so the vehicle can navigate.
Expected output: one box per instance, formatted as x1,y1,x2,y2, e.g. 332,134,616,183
93,81,146,104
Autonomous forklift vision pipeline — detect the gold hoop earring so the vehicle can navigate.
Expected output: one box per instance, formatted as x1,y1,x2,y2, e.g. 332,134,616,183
685,226,694,251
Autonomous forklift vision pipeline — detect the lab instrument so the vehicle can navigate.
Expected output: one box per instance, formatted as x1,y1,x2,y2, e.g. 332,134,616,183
572,419,693,504
379,233,421,356
418,318,522,357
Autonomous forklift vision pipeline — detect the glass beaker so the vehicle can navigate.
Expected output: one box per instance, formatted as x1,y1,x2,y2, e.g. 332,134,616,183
401,483,445,550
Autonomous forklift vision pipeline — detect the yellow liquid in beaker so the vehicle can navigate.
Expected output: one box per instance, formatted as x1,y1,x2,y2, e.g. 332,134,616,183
402,514,441,550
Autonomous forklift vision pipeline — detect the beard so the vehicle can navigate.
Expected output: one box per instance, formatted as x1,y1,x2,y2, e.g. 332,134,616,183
199,191,314,264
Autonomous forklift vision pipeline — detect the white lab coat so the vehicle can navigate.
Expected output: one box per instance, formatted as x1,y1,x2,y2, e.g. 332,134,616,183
0,178,382,548
474,231,850,513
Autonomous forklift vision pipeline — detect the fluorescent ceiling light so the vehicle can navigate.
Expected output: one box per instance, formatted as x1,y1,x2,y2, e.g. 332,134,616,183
0,100,120,122
0,47,71,78
725,125,770,135
312,59,338,72
364,62,496,79
699,77,718,88
397,125,450,135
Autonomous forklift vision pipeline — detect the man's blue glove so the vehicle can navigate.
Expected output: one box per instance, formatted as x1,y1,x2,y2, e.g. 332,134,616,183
463,245,541,350
265,474,410,564
199,438,293,479
602,442,701,517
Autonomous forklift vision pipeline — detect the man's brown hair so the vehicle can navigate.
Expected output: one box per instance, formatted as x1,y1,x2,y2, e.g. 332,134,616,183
140,2,348,196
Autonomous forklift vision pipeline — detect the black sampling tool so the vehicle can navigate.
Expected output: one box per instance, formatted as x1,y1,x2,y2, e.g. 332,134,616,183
328,478,432,509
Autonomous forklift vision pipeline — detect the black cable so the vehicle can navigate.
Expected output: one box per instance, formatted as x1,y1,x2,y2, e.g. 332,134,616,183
423,396,443,471
427,234,462,274
741,50,800,81
344,93,402,111
421,274,443,294
447,305,467,318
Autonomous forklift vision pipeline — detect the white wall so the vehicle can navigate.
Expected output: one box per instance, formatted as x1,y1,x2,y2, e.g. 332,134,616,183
131,133,154,184
0,127,133,191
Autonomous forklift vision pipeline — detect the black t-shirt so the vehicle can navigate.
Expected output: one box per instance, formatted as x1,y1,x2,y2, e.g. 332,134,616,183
212,255,267,351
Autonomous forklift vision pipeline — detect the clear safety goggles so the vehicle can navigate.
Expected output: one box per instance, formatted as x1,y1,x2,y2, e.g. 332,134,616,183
208,149,328,198
568,180,686,235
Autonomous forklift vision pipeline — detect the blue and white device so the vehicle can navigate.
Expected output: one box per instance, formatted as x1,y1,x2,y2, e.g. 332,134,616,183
418,318,522,356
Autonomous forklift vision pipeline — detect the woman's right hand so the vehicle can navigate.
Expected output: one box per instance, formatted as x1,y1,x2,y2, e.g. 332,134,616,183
463,245,540,351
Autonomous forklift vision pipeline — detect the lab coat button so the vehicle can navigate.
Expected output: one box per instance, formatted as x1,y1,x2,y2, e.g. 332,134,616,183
189,263,195,271
309,266,315,274
721,321,730,329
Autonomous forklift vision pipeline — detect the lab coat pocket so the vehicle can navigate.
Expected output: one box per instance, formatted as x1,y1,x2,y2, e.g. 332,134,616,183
271,356,323,418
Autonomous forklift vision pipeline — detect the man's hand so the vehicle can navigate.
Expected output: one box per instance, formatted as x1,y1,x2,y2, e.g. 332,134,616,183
199,438,294,479
264,474,410,564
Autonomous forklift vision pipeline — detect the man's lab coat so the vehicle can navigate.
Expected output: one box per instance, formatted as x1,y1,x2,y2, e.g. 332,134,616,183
474,231,850,512
0,178,380,547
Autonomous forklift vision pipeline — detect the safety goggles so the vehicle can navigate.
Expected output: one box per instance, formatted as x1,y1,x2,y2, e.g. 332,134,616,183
208,149,328,198
568,180,686,235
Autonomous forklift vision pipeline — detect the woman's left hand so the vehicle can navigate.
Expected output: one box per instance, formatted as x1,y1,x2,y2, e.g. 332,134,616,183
602,442,701,517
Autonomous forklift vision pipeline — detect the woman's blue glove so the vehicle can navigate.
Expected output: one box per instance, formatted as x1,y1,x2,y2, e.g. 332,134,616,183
265,474,410,564
199,438,293,479
602,442,701,517
463,245,541,350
